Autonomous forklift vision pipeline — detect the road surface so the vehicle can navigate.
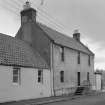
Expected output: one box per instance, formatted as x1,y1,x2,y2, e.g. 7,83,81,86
44,93,105,105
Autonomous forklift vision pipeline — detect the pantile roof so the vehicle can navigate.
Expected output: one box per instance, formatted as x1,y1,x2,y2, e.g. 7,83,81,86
0,33,48,68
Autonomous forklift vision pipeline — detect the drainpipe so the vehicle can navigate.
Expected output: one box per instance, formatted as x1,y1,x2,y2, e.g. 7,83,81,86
50,41,55,96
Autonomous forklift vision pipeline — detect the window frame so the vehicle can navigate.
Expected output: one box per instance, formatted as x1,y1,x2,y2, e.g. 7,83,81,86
13,67,21,85
38,69,43,83
60,71,64,83
87,72,90,81
88,55,91,66
78,52,80,64
60,46,64,62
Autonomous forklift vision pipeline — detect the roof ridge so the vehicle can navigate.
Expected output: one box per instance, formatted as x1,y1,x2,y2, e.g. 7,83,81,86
37,22,73,39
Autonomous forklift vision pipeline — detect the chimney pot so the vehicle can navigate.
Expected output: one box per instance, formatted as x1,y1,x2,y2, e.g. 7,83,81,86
23,1,31,10
21,1,36,25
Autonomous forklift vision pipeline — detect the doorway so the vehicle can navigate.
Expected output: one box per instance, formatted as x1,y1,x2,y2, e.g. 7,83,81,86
77,72,80,86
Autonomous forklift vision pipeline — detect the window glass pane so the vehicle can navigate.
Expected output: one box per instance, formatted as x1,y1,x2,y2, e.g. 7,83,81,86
87,72,90,81
78,52,80,64
88,56,91,66
38,69,43,83
13,69,18,75
38,77,41,82
60,71,64,82
60,46,64,61
38,70,41,76
13,76,18,83
13,67,20,84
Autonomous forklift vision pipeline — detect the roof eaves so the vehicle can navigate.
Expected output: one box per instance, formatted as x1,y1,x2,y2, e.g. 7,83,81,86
79,41,94,56
37,22,94,56
0,63,49,69
52,41,93,56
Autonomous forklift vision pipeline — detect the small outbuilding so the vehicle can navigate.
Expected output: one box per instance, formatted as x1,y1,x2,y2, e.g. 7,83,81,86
94,70,102,91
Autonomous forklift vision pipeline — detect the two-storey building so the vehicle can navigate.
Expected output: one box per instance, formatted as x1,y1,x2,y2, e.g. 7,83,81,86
16,2,95,96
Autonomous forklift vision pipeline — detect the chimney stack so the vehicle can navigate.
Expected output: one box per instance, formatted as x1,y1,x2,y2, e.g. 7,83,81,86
73,29,80,41
20,1,36,25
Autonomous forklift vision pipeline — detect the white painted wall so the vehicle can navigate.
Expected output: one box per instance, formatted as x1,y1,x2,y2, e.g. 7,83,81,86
0,65,51,103
52,44,95,95
95,74,102,90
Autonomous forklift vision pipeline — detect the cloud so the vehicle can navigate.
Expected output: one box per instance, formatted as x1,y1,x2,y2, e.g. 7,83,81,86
1,0,105,69
81,36,105,69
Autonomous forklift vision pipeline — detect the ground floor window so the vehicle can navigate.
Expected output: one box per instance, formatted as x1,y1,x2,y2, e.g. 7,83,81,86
13,67,21,84
38,69,43,83
60,71,64,83
87,72,90,81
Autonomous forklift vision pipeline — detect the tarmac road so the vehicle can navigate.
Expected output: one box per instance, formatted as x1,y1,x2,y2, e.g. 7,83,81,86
44,93,105,105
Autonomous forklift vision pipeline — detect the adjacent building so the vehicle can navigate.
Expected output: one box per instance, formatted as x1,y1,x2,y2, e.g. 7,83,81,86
94,70,102,91
95,70,105,91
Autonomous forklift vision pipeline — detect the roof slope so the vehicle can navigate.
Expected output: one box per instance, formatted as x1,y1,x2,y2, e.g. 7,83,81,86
0,33,48,68
38,23,94,55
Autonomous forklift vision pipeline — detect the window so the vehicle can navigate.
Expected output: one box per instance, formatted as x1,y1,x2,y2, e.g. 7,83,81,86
78,52,80,64
60,46,64,61
60,71,64,83
13,67,21,84
88,55,91,66
38,69,43,83
87,72,90,81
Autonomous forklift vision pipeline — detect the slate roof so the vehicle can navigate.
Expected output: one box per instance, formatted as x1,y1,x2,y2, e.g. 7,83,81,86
0,33,48,68
38,23,94,55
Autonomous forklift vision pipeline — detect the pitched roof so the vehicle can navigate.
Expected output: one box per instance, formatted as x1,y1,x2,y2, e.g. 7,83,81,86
0,33,48,68
38,23,94,55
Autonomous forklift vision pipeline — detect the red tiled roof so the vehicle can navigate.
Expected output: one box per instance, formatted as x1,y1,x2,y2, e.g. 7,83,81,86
0,33,48,68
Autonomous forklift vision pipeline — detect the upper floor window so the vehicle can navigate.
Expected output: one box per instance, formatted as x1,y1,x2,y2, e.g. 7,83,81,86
60,71,64,83
13,67,21,84
88,55,91,66
78,52,80,64
60,46,64,61
38,69,43,83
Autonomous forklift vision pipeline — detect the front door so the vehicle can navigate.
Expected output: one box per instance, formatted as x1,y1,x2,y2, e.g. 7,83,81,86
77,72,80,86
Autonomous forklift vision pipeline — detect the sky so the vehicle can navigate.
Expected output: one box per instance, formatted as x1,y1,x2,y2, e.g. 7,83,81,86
0,0,105,70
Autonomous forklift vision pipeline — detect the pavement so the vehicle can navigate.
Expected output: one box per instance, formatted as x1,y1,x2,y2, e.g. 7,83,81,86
1,91,104,105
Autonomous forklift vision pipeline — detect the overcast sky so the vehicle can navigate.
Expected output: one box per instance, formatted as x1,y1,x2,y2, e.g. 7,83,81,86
0,0,105,70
